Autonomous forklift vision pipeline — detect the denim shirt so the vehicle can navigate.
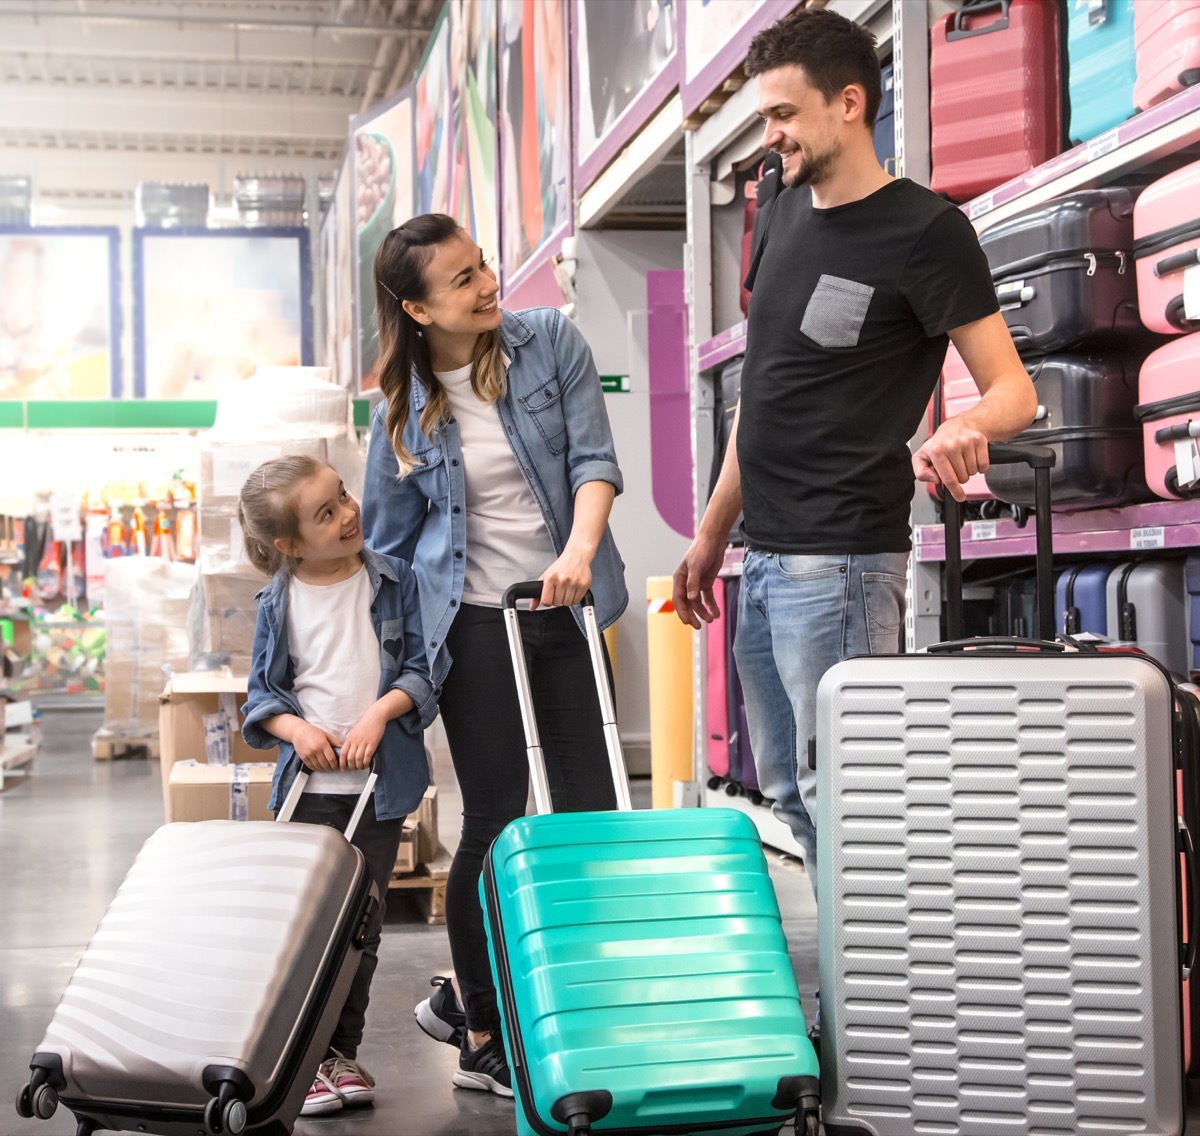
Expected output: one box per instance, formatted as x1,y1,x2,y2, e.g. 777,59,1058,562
241,547,439,820
362,307,628,688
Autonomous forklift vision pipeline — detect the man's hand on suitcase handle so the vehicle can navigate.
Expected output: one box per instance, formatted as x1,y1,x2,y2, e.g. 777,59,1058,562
912,418,991,502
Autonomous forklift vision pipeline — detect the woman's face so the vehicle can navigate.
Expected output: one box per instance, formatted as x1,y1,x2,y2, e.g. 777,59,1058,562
406,230,502,337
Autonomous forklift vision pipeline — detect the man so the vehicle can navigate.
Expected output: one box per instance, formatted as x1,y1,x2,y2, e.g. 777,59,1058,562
673,8,1037,887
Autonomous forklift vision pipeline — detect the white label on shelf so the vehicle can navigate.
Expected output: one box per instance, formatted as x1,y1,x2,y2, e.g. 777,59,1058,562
210,445,285,498
1185,262,1200,321
1132,526,1166,550
967,192,995,220
1085,129,1120,161
969,521,997,541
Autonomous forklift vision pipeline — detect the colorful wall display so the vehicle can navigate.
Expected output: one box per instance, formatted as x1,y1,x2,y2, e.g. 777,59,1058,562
574,0,679,189
134,229,311,399
449,0,499,262
0,227,120,399
320,152,356,391
353,88,416,388
416,9,453,218
498,0,572,290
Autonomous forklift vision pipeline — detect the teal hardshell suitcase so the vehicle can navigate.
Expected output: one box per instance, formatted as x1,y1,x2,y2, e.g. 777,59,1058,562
481,584,820,1136
1067,0,1138,144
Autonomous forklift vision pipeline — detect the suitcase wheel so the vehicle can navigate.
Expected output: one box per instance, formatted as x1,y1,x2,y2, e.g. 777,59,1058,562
14,1082,33,1119
31,1083,57,1121
204,1095,247,1136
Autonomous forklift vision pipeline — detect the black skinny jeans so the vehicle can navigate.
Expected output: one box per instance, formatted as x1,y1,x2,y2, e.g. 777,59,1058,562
439,603,618,1034
287,793,403,1061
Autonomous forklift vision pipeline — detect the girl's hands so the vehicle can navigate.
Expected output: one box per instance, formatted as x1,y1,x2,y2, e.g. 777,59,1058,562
535,547,592,610
341,708,387,770
292,722,342,771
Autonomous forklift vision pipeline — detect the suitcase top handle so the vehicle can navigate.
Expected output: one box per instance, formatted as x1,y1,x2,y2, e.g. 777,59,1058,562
948,0,1010,40
943,442,1056,643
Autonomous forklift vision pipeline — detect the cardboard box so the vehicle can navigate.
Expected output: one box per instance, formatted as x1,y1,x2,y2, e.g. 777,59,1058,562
197,565,267,673
159,672,277,821
394,818,419,875
169,762,276,822
408,785,438,865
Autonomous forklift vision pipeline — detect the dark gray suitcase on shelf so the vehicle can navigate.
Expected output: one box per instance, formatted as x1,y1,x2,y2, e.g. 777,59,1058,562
17,775,378,1136
816,443,1195,1136
1107,558,1190,676
978,187,1141,354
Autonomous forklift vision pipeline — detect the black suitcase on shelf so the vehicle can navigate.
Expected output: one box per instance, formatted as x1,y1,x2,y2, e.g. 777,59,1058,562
985,352,1151,508
979,188,1141,354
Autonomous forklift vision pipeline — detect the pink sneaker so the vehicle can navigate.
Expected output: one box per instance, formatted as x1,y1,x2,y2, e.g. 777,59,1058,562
326,1052,376,1109
300,1067,342,1117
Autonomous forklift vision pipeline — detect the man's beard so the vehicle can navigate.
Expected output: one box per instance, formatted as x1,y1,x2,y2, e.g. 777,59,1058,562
781,144,839,188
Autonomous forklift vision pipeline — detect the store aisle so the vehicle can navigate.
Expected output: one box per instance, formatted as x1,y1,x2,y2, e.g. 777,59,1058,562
1,712,819,1136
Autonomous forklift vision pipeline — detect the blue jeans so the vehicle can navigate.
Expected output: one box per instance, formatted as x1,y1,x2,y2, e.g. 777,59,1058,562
733,550,908,896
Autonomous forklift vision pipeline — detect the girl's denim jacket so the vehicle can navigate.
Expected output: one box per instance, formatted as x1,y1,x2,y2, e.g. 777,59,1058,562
241,547,438,820
361,307,629,689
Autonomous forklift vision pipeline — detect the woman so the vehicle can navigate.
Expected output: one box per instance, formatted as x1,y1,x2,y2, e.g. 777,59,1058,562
361,213,627,1097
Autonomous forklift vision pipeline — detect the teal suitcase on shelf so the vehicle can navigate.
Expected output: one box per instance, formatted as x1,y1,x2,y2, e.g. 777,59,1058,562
1067,0,1137,143
481,584,821,1136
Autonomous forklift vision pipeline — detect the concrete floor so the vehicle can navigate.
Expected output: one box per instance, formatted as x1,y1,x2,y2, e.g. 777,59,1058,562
1,711,819,1136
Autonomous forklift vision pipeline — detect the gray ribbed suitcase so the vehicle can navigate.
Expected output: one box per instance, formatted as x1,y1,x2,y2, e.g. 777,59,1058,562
18,777,377,1136
816,444,1194,1135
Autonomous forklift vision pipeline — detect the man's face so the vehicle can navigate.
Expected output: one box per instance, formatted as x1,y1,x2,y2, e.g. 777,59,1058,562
755,64,844,188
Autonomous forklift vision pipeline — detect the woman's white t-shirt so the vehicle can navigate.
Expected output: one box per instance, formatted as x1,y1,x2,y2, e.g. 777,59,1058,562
435,362,558,606
287,564,379,793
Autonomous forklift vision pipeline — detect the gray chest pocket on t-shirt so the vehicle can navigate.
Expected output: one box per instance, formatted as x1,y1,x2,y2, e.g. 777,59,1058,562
800,274,875,348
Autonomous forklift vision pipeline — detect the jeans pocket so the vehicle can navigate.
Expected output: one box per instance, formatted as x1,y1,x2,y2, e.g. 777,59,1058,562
800,274,875,348
776,555,846,582
862,571,906,654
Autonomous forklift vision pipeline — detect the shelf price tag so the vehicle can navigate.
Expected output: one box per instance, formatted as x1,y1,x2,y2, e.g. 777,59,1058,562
967,192,995,221
1185,263,1200,322
1085,129,1120,161
969,521,997,541
1131,526,1165,550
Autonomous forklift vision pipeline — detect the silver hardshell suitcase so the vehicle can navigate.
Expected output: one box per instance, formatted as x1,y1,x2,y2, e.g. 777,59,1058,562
17,772,378,1136
816,444,1196,1135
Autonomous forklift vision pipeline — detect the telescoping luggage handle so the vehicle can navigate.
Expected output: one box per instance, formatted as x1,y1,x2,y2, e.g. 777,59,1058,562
942,442,1057,643
502,582,633,814
276,755,378,842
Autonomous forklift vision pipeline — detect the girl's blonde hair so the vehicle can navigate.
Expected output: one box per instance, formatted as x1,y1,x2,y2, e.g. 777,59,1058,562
373,213,505,475
237,454,326,575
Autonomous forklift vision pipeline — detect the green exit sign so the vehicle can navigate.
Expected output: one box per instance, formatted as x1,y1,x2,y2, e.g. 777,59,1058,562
600,375,630,394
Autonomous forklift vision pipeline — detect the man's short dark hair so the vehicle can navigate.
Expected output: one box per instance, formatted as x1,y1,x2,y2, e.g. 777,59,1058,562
745,8,882,128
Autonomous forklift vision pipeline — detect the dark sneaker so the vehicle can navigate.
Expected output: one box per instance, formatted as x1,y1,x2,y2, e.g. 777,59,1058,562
452,1033,513,1098
414,975,466,1048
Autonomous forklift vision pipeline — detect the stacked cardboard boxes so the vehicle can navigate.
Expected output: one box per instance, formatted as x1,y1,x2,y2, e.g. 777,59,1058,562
159,671,278,822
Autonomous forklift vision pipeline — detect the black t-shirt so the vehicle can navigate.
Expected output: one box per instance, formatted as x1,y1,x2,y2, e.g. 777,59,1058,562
738,177,999,554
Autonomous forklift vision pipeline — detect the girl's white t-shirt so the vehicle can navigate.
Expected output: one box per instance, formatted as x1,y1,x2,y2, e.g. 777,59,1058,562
436,362,558,606
286,564,379,793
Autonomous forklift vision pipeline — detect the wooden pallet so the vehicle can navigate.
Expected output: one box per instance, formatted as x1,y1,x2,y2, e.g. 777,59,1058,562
388,842,450,925
92,729,160,761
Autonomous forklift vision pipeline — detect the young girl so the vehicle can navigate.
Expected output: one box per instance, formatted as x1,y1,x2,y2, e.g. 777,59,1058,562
238,454,437,1118
361,213,628,1097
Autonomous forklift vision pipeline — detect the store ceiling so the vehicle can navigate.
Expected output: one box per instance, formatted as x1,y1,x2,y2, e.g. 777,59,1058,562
0,0,437,162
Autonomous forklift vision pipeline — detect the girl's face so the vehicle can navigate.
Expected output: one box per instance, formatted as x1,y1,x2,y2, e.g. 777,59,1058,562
403,230,502,338
277,466,364,564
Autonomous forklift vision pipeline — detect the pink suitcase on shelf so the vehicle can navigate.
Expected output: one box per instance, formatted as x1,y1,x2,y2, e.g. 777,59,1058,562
929,0,1062,203
1135,0,1200,111
1135,332,1200,498
705,576,732,782
1133,158,1200,334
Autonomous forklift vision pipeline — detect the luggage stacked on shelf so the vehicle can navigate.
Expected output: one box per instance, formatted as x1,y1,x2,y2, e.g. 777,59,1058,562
1067,0,1137,144
1134,157,1200,500
973,187,1153,512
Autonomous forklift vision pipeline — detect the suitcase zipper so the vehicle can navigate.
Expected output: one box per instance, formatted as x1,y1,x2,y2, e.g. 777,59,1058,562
1133,217,1200,260
991,247,1127,282
1134,391,1200,423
